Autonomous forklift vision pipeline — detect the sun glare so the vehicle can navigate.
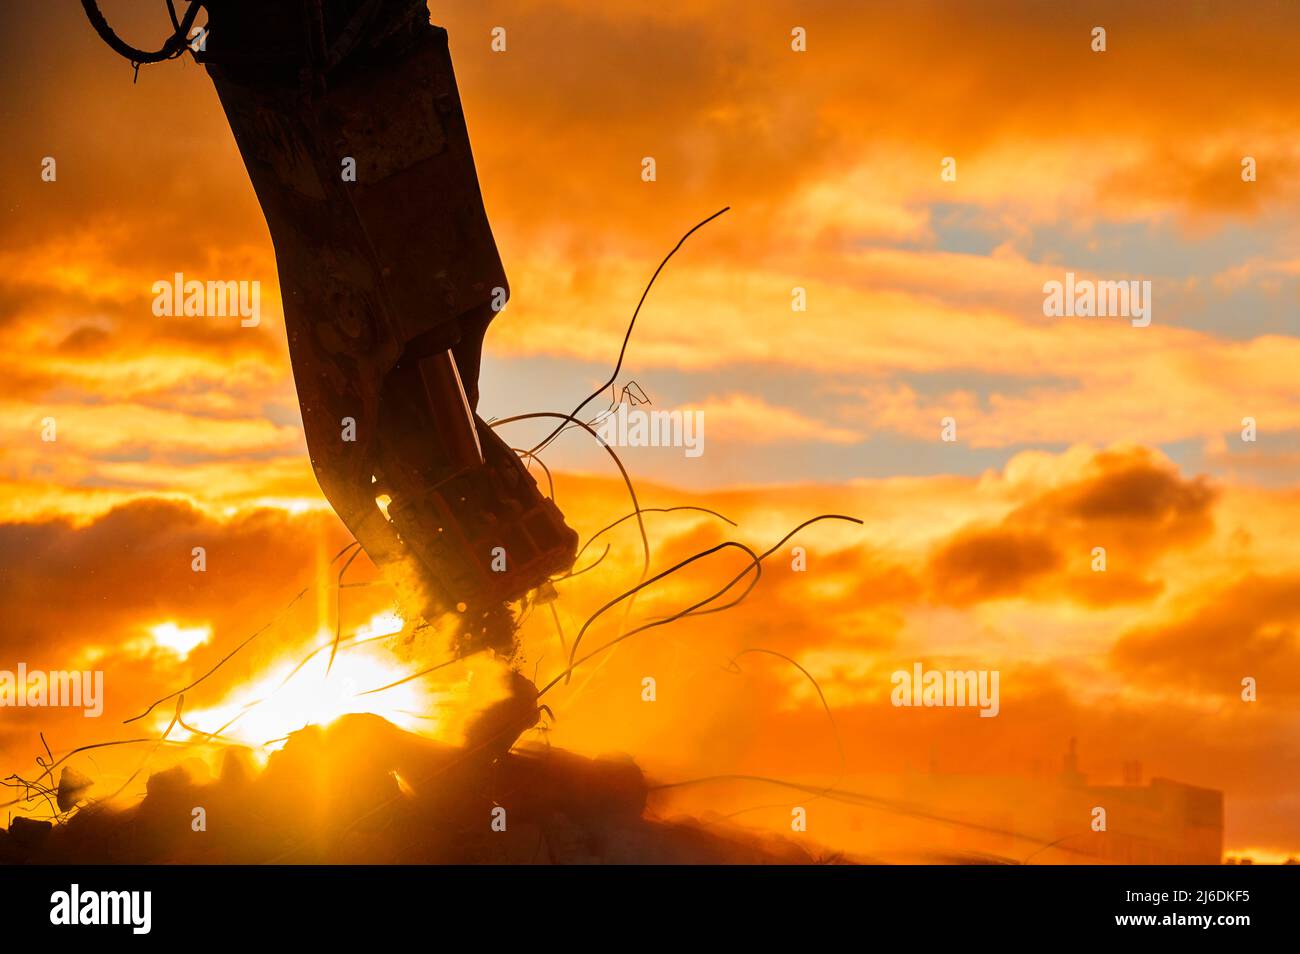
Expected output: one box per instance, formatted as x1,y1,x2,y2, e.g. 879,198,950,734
168,611,497,760
147,622,212,659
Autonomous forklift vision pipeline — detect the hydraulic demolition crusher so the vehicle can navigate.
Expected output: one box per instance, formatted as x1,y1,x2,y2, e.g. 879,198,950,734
79,0,579,656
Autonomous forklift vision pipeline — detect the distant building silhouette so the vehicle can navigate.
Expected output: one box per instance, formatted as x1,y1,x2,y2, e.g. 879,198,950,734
903,740,1223,864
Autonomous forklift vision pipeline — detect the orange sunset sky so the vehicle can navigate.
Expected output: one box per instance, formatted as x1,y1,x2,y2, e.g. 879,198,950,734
1,1,1298,862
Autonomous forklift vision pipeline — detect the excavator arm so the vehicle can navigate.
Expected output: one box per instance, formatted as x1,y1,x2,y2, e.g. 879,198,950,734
84,0,578,654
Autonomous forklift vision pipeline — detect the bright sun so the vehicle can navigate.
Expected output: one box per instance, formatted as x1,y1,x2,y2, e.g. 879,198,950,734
147,622,212,659
167,611,461,757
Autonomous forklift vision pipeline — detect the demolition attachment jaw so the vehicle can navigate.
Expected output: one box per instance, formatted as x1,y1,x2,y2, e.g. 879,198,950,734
373,331,578,655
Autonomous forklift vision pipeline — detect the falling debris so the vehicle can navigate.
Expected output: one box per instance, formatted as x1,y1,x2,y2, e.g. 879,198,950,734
55,767,94,812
